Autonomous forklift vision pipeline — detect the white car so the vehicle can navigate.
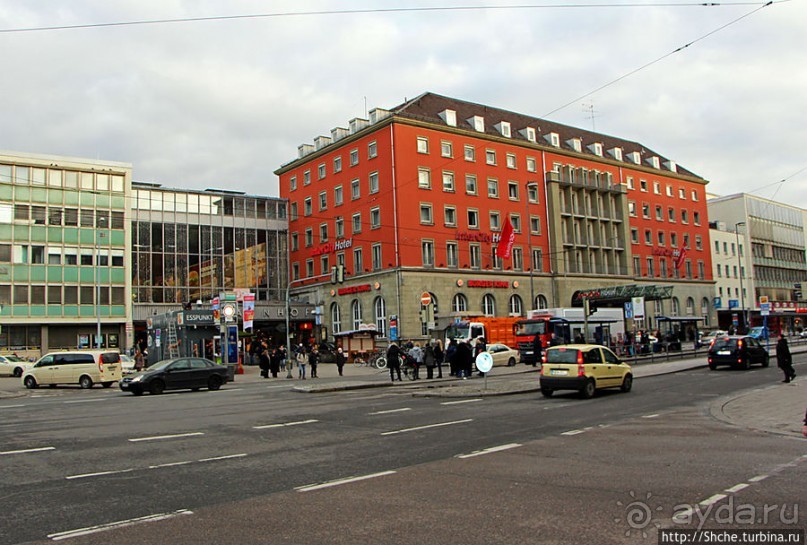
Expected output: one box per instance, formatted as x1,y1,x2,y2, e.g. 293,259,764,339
0,355,31,377
484,343,519,367
120,354,136,374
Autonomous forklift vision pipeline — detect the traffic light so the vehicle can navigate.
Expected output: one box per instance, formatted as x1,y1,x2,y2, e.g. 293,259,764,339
584,298,598,316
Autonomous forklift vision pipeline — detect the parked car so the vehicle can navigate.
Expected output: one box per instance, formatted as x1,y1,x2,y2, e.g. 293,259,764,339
0,355,31,377
483,343,519,367
707,335,769,370
119,357,228,396
22,350,122,389
699,330,727,348
748,326,769,341
120,354,136,374
540,344,633,399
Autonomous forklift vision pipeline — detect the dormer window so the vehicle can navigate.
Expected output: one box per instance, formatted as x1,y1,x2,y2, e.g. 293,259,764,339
495,121,511,138
627,151,641,164
545,132,560,147
647,156,661,169
468,116,485,132
664,160,677,173
440,109,457,127
520,127,537,142
567,138,582,153
609,147,623,161
588,143,603,156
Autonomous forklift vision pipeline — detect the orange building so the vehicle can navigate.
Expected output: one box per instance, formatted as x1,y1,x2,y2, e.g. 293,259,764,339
276,93,715,343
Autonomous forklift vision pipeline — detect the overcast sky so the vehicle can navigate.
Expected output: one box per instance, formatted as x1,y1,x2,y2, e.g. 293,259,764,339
1,1,805,209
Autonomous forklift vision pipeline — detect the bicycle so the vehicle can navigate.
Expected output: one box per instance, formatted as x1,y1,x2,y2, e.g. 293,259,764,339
353,351,387,370
399,355,418,381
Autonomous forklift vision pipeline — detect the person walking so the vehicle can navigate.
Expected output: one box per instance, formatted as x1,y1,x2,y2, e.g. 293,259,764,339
258,342,270,378
531,334,543,367
386,342,402,382
424,341,436,379
335,347,346,376
446,338,458,376
295,344,307,380
409,343,423,380
134,348,145,372
433,339,444,378
308,347,320,378
269,346,282,378
474,337,487,377
776,333,796,383
455,339,473,379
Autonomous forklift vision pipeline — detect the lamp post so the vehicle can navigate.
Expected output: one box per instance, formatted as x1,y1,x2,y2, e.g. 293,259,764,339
735,222,746,333
96,217,107,349
526,181,538,310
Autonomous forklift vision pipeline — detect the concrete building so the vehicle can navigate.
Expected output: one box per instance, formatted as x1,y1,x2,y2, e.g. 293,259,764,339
276,92,716,345
709,221,753,330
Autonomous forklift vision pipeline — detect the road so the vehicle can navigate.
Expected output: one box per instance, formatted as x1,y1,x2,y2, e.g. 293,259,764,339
0,357,804,545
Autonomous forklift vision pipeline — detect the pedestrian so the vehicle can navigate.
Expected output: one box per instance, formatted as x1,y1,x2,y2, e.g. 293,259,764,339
134,348,145,372
455,339,473,379
269,347,282,378
296,344,307,380
549,331,562,347
424,341,436,379
335,347,346,376
474,337,487,377
308,347,320,378
445,338,458,376
408,343,423,380
386,342,403,382
433,339,444,378
776,333,796,383
531,334,543,367
258,342,270,378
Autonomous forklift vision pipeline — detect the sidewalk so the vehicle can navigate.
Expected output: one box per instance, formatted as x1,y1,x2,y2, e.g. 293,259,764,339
710,378,805,438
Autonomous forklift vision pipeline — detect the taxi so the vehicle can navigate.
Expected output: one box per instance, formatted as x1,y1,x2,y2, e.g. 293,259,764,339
540,344,633,399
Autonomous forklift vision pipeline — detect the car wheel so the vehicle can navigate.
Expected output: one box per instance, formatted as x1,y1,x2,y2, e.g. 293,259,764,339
101,382,113,388
208,376,223,391
708,361,717,370
149,380,165,395
740,358,750,370
507,357,516,367
580,379,596,399
79,375,93,389
540,387,554,397
24,376,38,389
620,374,633,393
761,355,770,368
13,367,23,378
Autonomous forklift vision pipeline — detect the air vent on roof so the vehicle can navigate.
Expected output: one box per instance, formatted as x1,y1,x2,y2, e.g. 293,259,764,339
314,136,332,150
369,108,391,124
588,143,603,157
608,147,623,161
567,138,582,153
439,109,457,127
520,127,537,142
664,160,677,173
349,118,370,134
627,151,641,164
331,127,349,141
494,121,511,138
298,144,315,158
467,115,485,132
545,132,560,147
647,156,661,169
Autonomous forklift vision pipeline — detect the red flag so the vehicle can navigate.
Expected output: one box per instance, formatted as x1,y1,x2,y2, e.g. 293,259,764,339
496,217,515,259
674,248,687,270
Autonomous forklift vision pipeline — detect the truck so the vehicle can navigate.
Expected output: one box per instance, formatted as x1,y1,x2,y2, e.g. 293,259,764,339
514,307,626,364
444,316,520,348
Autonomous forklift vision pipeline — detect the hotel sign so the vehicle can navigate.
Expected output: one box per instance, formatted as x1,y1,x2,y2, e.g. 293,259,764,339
456,232,502,243
311,238,353,257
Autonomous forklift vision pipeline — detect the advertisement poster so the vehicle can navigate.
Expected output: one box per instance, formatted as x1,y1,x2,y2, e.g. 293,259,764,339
243,293,255,330
227,325,239,365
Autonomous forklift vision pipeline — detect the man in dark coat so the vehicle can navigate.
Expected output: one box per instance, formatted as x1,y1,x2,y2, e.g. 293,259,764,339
258,342,270,378
776,333,796,383
335,347,346,376
531,334,543,367
455,339,473,379
386,342,402,382
308,347,320,378
445,338,458,376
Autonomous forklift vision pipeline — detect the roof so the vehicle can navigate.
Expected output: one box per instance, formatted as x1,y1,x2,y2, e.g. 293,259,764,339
392,92,702,179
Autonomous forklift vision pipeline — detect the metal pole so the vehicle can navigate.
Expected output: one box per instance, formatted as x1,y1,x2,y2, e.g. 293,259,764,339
735,222,746,333
96,217,106,348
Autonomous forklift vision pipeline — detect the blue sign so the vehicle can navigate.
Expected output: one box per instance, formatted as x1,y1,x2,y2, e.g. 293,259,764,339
623,302,633,319
389,314,398,341
713,297,722,309
728,299,739,309
227,325,239,365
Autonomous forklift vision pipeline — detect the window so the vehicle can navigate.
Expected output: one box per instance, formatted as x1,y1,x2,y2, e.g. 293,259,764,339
372,243,382,270
527,184,539,203
441,140,453,158
470,243,481,268
303,170,311,186
306,260,314,277
668,207,676,222
653,181,661,194
482,294,496,316
511,214,521,233
320,255,329,275
655,205,663,221
374,297,387,337
626,176,635,190
487,179,499,198
681,210,689,224
421,240,434,267
333,156,342,173
631,228,639,244
666,185,673,197
658,231,665,246
508,182,519,200
418,168,431,189
506,153,516,169
305,228,313,247
691,190,699,201
530,216,541,235
465,175,477,195
642,203,650,218
698,261,705,279
512,248,523,271
646,257,655,277
645,229,652,245
334,186,343,206
369,207,381,229
464,145,475,162
352,213,362,234
292,263,299,280
532,248,543,272
319,223,328,242
351,300,363,330
670,232,678,247
640,180,648,192
509,294,523,316
351,179,360,200
318,163,326,180
420,204,433,224
489,212,501,231
467,209,479,229
350,148,359,166
452,293,468,313
679,188,686,199
633,256,641,276
290,202,298,220
526,157,537,172
353,247,363,272
628,202,637,217
319,191,327,211
693,211,700,226
304,197,312,216
485,149,496,165
417,137,429,154
369,171,379,194
442,171,455,192
446,242,458,268
444,206,457,227
331,303,342,334
368,141,377,159
695,235,702,251
335,217,344,238
290,176,297,191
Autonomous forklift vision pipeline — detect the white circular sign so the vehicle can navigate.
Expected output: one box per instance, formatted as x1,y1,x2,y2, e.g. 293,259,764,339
475,352,493,373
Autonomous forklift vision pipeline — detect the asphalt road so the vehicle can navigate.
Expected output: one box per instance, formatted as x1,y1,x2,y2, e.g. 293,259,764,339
1,357,804,545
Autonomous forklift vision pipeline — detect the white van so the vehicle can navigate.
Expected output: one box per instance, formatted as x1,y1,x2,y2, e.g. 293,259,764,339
22,351,122,389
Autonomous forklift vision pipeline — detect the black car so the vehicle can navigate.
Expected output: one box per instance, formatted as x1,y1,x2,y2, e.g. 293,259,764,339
120,357,228,395
707,335,769,370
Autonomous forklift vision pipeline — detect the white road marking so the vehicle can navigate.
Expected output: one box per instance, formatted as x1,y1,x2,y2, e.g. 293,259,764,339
149,461,193,469
561,429,586,436
641,414,660,419
47,509,193,541
1,446,55,456
198,453,248,462
457,443,522,459
748,474,769,482
128,432,204,442
0,404,26,409
63,399,108,404
699,494,727,507
381,418,473,436
295,471,396,492
441,398,483,405
253,419,319,430
67,469,134,480
725,483,749,493
368,408,411,415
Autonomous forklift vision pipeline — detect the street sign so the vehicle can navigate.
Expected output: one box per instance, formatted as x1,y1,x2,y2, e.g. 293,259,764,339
759,296,769,305
760,302,771,316
475,352,493,373
420,292,432,306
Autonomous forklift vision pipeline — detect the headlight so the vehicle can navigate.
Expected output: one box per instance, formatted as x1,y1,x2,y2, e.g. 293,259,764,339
130,375,143,382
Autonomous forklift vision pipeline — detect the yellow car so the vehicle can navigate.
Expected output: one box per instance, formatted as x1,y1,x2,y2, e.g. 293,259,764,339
540,344,633,399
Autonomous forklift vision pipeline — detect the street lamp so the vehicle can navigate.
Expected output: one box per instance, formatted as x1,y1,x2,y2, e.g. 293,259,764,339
526,181,538,310
735,222,746,333
96,217,107,348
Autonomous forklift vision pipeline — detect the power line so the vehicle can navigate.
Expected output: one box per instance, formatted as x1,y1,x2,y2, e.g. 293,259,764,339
0,2,782,34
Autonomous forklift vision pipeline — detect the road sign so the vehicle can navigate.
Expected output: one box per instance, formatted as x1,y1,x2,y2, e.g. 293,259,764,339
760,302,771,316
475,352,493,373
759,295,769,305
420,292,432,306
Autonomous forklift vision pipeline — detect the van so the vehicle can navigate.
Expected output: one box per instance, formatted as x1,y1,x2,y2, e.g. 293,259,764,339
22,351,122,389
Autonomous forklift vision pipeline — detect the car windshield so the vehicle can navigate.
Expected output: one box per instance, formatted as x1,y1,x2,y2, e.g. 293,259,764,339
516,322,546,336
711,338,738,350
546,348,579,364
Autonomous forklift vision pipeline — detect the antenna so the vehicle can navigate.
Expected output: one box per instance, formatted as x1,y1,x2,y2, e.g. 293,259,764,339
582,102,598,131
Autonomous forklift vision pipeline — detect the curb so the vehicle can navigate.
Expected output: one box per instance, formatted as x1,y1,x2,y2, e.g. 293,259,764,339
708,380,805,439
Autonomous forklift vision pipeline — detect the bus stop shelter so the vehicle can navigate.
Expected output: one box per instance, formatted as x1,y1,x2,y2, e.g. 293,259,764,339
654,316,705,351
